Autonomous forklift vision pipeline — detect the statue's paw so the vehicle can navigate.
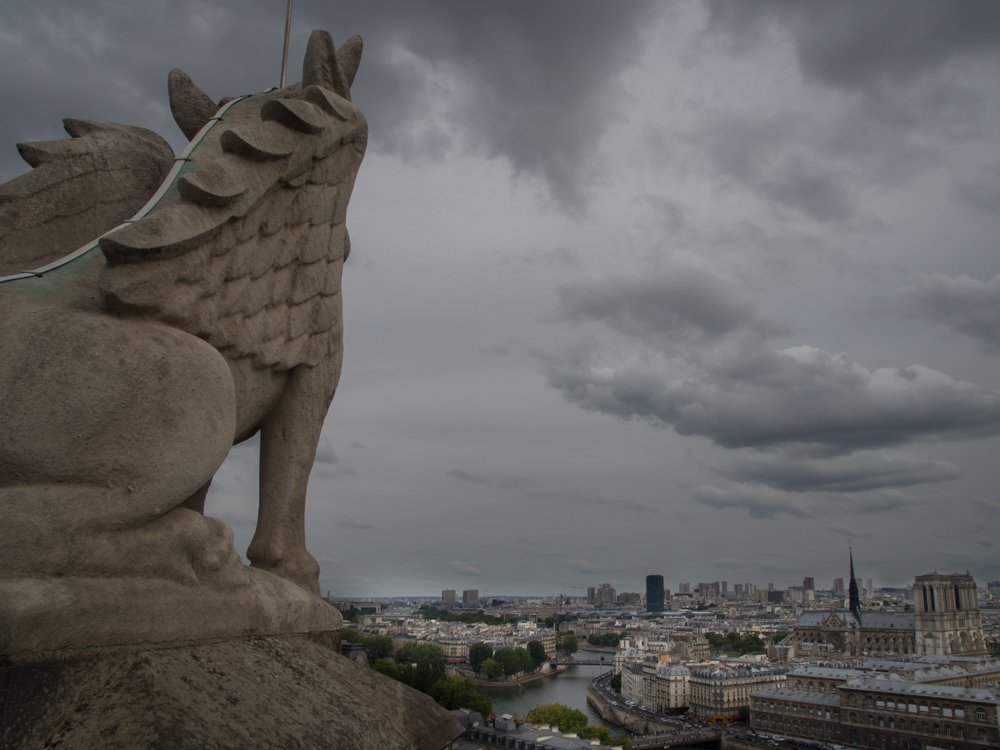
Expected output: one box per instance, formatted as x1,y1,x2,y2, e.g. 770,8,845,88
249,549,321,598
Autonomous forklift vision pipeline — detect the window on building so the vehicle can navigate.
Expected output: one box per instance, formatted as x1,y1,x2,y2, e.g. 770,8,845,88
979,729,988,742
954,708,964,718
919,703,928,714
942,706,952,717
908,702,917,713
974,708,987,721
930,704,940,715
867,697,875,708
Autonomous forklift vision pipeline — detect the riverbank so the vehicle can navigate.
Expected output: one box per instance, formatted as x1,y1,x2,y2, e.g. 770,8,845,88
477,651,627,737
452,662,568,687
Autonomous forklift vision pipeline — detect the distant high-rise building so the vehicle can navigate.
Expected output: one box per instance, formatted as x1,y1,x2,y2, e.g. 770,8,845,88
646,574,665,613
721,581,728,597
678,582,691,594
833,578,845,595
745,583,756,596
462,589,479,603
803,577,814,591
664,588,671,601
734,583,744,598
587,586,596,603
597,582,616,604
442,589,456,602
768,583,774,591
866,577,873,596
767,590,785,604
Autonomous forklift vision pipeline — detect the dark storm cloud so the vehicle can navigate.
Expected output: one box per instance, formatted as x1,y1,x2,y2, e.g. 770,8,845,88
0,1,658,210
714,450,960,493
693,484,913,520
541,340,1000,452
556,268,785,348
897,272,1000,350
695,115,856,223
704,1,1000,93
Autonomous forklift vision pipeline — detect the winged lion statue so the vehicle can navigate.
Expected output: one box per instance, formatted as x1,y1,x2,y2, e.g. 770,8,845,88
0,30,366,655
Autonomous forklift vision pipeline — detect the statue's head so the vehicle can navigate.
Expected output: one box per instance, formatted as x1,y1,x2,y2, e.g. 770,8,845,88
168,30,365,143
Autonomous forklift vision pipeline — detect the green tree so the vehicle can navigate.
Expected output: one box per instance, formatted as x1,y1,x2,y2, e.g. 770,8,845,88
515,646,534,674
428,677,493,715
527,703,589,732
395,641,446,693
481,657,502,678
468,641,493,672
609,672,622,692
526,704,628,747
417,605,505,625
341,629,395,660
493,647,519,676
341,607,360,622
527,640,547,669
543,616,556,628
562,633,579,655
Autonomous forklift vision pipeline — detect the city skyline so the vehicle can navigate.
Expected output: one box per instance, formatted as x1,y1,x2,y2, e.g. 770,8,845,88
4,2,999,596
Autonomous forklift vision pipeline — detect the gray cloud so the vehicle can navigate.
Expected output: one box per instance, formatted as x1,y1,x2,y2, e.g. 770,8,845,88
693,484,914,520
445,561,482,577
448,469,655,513
954,165,1000,217
556,266,785,349
337,517,374,530
704,2,1000,94
715,450,960,493
542,341,1000,452
897,272,1000,350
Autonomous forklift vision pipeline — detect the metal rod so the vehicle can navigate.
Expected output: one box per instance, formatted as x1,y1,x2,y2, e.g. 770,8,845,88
280,0,293,88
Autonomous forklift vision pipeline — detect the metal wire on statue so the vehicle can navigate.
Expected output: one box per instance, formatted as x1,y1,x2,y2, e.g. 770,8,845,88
280,0,293,88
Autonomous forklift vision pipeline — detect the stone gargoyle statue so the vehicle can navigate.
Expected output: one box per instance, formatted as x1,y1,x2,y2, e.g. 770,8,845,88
0,30,365,658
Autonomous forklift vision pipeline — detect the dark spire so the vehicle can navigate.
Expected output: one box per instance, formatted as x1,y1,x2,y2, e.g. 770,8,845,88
848,544,862,622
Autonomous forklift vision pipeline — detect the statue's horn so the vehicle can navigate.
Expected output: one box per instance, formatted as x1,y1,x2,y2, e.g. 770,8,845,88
302,30,351,101
336,35,363,90
168,68,218,140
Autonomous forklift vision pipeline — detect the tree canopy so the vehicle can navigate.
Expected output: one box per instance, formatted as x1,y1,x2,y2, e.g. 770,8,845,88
526,704,628,748
340,629,394,660
468,641,493,672
587,632,627,648
526,640,547,669
705,631,767,655
429,677,492,716
393,641,447,693
561,633,579,654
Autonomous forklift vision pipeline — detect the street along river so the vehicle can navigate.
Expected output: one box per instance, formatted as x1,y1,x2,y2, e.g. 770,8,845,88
477,651,626,738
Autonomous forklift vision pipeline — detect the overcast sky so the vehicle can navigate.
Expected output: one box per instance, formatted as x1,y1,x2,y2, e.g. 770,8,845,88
4,1,1000,597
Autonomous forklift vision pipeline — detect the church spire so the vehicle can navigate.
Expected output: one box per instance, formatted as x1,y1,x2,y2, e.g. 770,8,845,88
848,544,862,622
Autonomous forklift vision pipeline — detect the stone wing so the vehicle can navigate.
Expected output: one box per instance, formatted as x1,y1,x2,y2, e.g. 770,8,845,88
98,86,365,370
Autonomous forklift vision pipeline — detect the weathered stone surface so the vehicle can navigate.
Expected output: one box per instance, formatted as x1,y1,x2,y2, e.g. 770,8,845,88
0,119,173,276
0,31,368,654
0,635,464,750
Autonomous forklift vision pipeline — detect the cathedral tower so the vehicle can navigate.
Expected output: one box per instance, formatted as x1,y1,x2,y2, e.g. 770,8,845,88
913,572,986,656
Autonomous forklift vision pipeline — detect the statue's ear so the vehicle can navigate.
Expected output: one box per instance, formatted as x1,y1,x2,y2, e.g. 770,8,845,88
336,35,363,89
168,69,217,140
302,30,351,101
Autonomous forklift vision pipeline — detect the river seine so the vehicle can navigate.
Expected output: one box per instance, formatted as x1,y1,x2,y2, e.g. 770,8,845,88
477,651,625,738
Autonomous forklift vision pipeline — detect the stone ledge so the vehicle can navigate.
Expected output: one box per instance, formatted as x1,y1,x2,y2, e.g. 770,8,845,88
0,634,464,750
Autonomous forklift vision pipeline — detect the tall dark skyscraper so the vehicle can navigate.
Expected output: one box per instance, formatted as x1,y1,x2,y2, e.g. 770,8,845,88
646,574,664,613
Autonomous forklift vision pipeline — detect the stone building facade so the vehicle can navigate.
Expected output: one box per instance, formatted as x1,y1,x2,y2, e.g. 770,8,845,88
751,660,1000,750
688,665,787,722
